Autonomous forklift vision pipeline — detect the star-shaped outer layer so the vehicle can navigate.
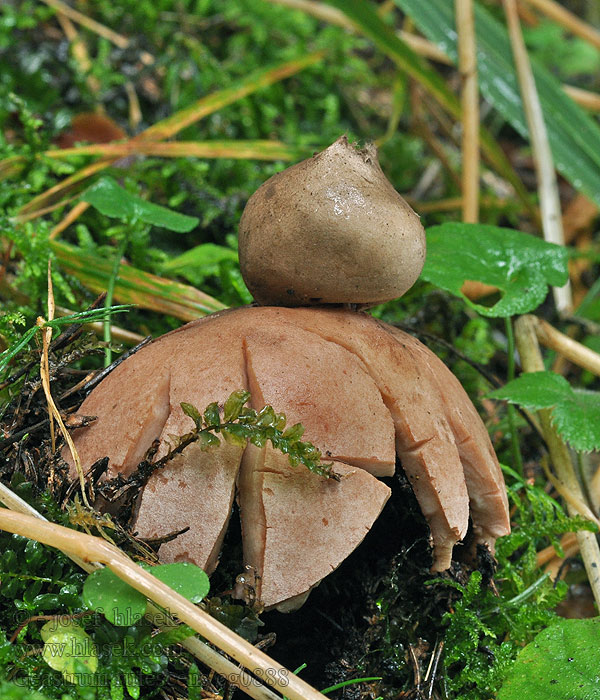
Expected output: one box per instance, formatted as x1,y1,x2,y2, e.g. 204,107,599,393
66,306,509,610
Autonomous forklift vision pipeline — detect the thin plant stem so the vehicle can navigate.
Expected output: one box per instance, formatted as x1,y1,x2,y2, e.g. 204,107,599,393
104,236,128,367
503,0,572,314
456,0,480,223
521,0,600,50
531,315,600,377
514,314,600,609
40,0,131,48
0,508,326,700
505,316,524,476
505,573,550,607
0,482,282,700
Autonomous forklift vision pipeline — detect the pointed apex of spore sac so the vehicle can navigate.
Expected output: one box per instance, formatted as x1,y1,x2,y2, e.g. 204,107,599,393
238,135,426,307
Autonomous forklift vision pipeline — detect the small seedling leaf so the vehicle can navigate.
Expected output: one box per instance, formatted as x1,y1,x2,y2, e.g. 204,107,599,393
203,402,221,427
256,405,278,428
82,176,198,232
222,425,249,447
181,402,203,430
223,390,251,422
82,568,147,626
489,371,600,452
422,223,568,317
189,663,202,700
198,431,220,449
498,618,600,699
146,562,209,604
282,423,304,441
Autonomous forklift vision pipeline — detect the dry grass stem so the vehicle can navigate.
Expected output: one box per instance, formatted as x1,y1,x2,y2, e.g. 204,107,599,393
529,315,600,377
456,0,480,224
50,201,90,240
37,263,90,506
0,483,284,700
43,140,300,161
125,81,143,129
0,509,325,700
562,85,600,112
18,160,108,218
539,457,600,527
503,0,572,315
520,0,600,50
16,194,80,223
514,315,600,607
40,0,131,49
54,12,101,95
41,263,56,452
267,0,452,64
536,531,578,567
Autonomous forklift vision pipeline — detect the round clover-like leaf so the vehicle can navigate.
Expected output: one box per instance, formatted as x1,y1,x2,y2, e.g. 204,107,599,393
498,618,600,699
42,623,98,683
421,223,568,317
145,562,210,604
82,568,147,626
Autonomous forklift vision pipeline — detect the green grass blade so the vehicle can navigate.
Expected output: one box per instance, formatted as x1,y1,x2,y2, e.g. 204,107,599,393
17,54,323,219
396,0,600,207
140,52,324,142
51,241,226,321
324,0,532,211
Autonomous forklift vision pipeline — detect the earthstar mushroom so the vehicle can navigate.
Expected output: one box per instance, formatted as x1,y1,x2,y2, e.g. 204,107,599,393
66,136,510,611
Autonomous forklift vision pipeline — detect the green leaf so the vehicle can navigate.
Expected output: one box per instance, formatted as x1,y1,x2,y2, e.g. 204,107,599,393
110,676,124,700
223,390,251,422
124,671,140,700
82,176,199,232
181,402,203,431
147,562,209,604
188,663,202,700
82,568,147,626
421,223,568,317
41,622,98,683
256,405,278,428
203,402,221,428
282,423,305,442
198,431,221,449
40,619,88,644
489,372,570,409
489,372,600,452
161,243,238,285
396,0,600,207
498,618,600,699
222,423,251,447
